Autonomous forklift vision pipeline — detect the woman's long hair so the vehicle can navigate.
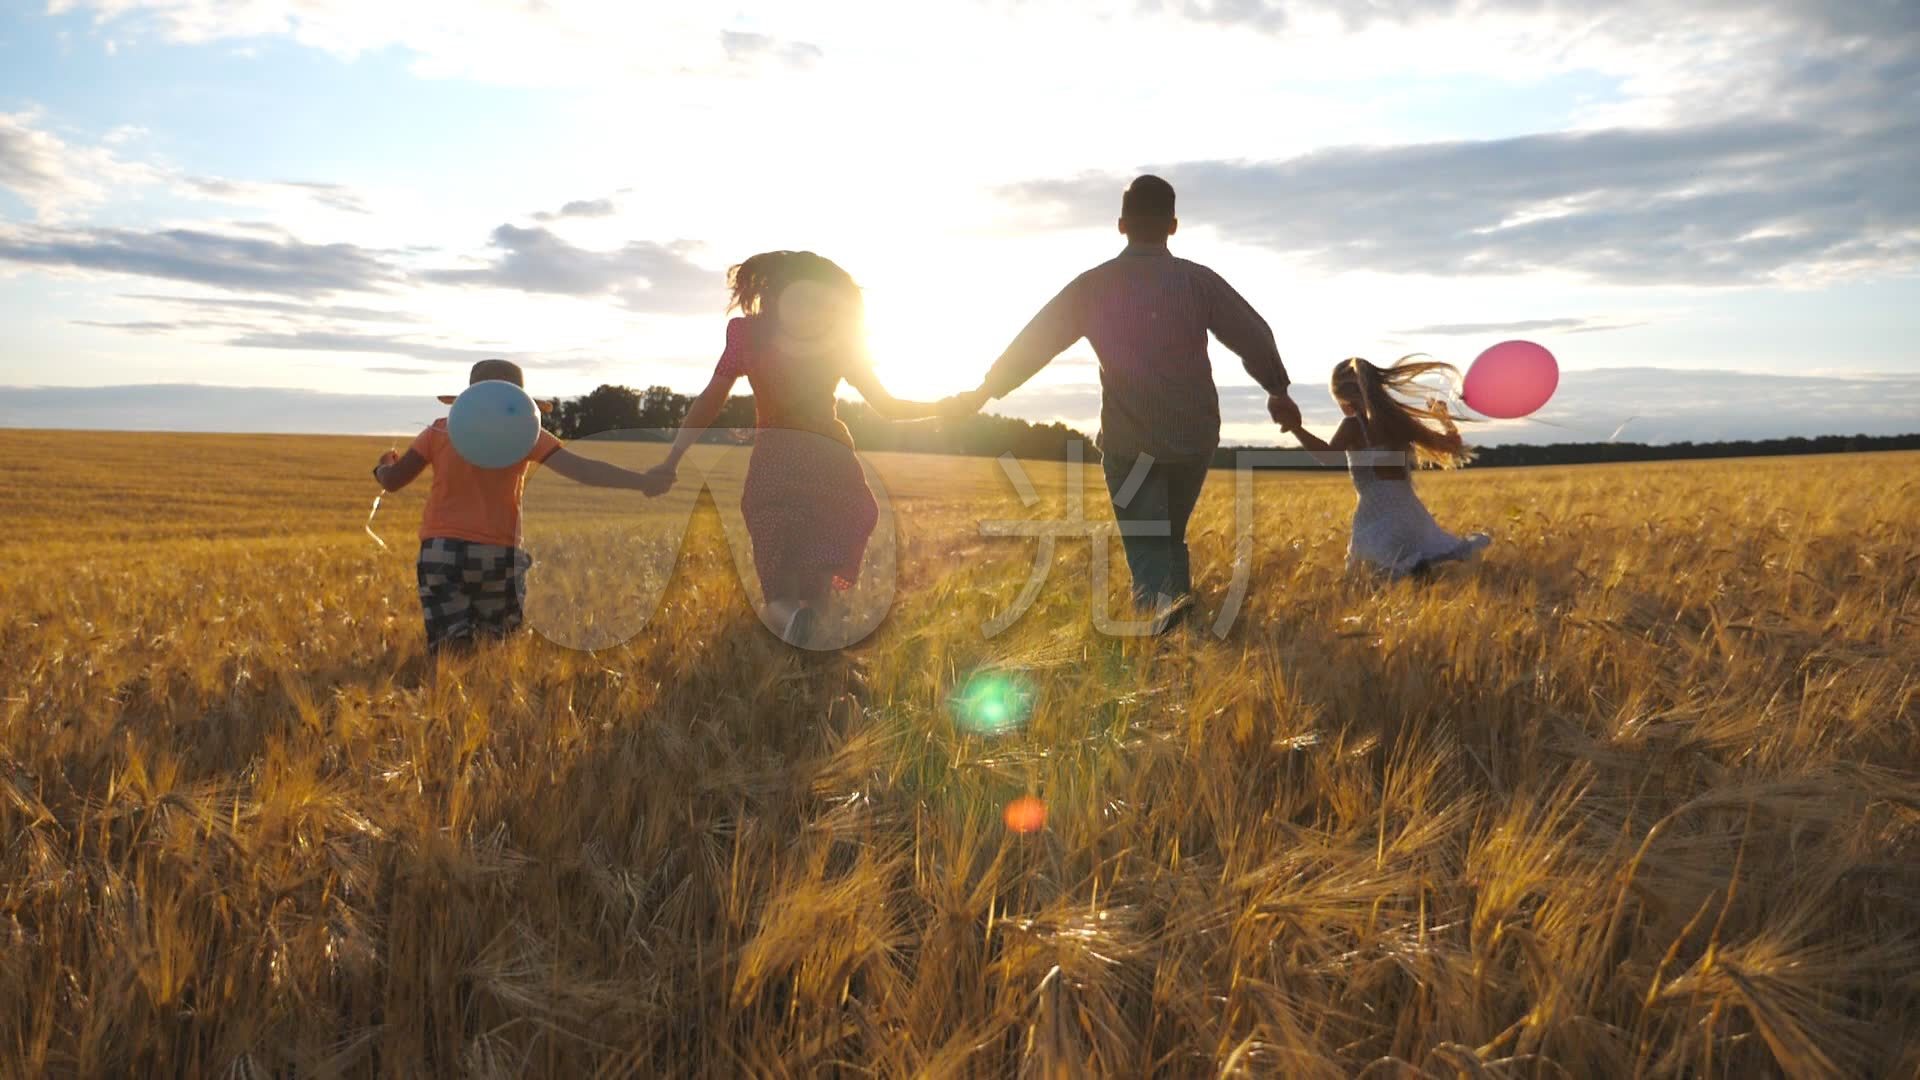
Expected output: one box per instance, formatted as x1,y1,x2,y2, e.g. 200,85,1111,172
1334,356,1473,469
727,250,861,318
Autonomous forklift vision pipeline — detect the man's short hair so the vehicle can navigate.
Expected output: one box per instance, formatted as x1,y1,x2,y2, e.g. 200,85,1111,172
1121,175,1176,220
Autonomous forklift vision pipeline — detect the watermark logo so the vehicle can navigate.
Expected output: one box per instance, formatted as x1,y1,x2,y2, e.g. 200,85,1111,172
515,429,1395,650
979,444,1400,637
517,427,897,652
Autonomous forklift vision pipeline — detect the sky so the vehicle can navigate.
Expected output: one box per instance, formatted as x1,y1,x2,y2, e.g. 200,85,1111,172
1,0,1917,444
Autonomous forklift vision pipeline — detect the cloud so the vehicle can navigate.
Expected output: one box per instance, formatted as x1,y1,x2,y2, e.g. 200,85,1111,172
224,330,615,373
1487,367,1920,444
424,224,716,312
121,293,424,323
1392,317,1641,337
532,197,617,223
71,319,197,334
0,223,403,294
718,30,822,69
180,176,371,214
1155,0,1920,39
996,0,1920,288
3,111,371,221
227,330,510,365
0,112,76,208
1002,112,1920,286
52,2,810,86
0,110,157,219
0,383,445,436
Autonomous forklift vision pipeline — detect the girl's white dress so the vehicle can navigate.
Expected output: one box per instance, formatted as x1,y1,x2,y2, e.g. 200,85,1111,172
1346,450,1492,577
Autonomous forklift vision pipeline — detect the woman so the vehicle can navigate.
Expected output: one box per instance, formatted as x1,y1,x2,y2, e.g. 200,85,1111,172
646,251,981,644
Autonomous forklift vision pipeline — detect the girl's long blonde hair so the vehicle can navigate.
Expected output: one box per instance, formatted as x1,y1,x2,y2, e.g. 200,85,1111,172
1334,356,1473,469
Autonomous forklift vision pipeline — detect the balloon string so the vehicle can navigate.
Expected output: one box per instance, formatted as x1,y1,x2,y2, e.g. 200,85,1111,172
1451,390,1640,444
366,439,406,550
1510,413,1640,442
365,491,388,550
1439,355,1636,444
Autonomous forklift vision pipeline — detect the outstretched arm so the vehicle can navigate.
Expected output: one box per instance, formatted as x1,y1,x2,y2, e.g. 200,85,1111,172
655,370,738,477
542,446,670,494
1203,269,1290,395
975,277,1085,401
374,449,427,492
1204,269,1305,432
843,367,989,420
1285,416,1364,467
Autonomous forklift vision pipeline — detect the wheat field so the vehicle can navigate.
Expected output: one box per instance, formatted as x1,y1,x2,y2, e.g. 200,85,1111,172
1,429,1916,1077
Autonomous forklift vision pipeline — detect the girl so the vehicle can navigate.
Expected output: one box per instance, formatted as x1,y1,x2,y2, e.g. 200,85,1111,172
374,358,668,656
644,251,980,646
1280,356,1492,578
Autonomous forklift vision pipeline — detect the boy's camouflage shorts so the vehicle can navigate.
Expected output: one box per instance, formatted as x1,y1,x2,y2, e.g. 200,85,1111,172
416,538,531,652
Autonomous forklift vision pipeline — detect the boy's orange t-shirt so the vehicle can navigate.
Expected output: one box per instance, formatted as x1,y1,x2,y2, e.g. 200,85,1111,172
410,419,563,547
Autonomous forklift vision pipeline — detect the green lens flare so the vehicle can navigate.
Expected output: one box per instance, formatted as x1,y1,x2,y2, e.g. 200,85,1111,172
953,672,1034,735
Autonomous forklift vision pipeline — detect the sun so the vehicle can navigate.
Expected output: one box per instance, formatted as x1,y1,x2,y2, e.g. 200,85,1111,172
857,299,972,402
856,277,1037,404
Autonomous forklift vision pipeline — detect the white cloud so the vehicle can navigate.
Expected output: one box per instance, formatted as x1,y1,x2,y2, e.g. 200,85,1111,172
0,222,405,294
15,0,1919,420
180,176,371,214
225,329,512,365
0,382,449,435
999,0,1920,289
0,110,159,220
0,110,376,223
532,197,618,223
718,29,822,69
1391,317,1642,337
121,292,424,323
424,224,718,313
48,0,812,84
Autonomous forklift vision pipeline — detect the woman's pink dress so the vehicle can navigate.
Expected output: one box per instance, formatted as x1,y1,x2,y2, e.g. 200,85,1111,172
715,316,880,595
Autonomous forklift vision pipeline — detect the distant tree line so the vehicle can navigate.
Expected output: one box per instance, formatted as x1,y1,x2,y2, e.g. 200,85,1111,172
1215,432,1920,469
1461,433,1920,468
544,384,1920,467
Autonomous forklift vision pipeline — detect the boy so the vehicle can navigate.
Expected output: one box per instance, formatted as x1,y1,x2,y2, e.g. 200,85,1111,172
373,358,665,654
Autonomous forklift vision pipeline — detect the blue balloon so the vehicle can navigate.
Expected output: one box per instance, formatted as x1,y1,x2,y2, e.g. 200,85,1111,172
448,380,541,468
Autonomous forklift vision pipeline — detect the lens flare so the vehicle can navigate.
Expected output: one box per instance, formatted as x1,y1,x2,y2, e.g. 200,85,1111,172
772,280,848,359
1003,796,1047,834
952,671,1034,736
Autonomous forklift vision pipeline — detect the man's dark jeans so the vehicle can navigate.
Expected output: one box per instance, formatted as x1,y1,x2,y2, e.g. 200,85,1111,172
1100,453,1211,610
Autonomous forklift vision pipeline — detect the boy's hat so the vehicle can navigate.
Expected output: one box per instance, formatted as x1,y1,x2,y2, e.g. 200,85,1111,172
438,358,554,412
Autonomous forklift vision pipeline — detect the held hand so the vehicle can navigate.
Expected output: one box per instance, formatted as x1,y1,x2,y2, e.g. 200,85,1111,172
637,463,678,497
936,387,991,418
372,449,399,482
1266,391,1303,432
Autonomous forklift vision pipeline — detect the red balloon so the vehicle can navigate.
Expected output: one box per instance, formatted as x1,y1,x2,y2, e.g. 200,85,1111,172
1463,340,1559,419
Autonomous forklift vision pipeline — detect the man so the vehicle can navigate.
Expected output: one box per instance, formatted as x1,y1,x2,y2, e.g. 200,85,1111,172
969,175,1300,632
